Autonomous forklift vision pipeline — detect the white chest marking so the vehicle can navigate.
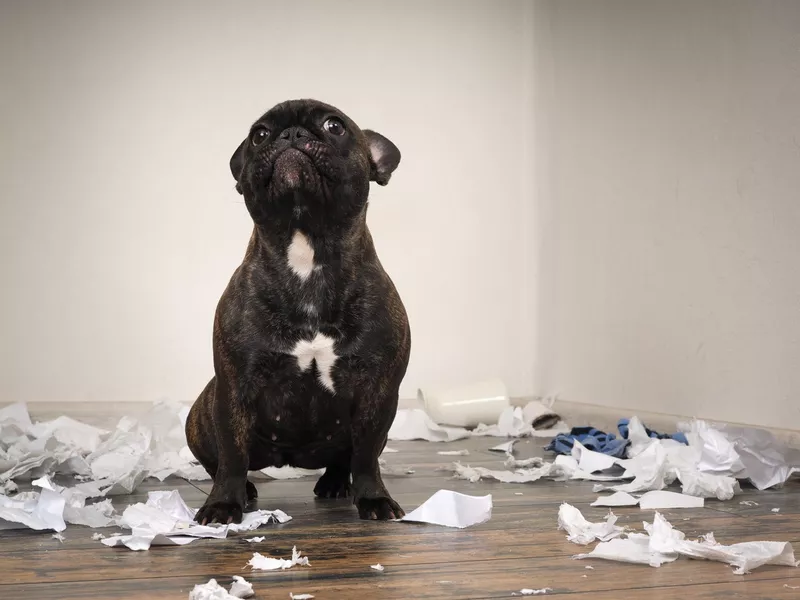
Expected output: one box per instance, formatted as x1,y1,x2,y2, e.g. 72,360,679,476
287,230,315,280
291,333,338,393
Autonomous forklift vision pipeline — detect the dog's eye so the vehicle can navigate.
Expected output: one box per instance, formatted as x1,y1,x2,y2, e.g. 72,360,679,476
323,117,346,136
250,127,270,146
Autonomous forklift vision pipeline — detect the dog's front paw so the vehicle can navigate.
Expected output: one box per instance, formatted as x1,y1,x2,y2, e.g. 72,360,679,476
314,470,352,499
356,496,404,520
196,499,244,525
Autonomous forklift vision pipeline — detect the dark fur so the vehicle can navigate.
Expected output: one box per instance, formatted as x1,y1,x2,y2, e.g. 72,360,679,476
185,99,410,524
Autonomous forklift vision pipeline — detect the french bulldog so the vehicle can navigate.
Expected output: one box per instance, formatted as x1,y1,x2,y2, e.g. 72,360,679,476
185,99,410,524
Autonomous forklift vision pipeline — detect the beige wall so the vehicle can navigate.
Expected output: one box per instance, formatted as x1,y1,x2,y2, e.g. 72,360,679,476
0,1,537,404
533,0,800,429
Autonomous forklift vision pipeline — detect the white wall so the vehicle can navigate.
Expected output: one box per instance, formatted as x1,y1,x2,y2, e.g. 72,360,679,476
0,1,537,403
533,0,800,429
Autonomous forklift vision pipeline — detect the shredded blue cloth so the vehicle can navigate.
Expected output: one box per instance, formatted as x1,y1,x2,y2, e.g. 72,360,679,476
617,418,688,446
545,420,687,457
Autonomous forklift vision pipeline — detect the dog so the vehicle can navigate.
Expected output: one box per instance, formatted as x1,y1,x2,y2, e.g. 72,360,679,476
185,99,410,524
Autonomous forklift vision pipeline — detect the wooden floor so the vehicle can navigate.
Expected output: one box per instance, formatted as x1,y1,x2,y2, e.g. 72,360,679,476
2,436,800,599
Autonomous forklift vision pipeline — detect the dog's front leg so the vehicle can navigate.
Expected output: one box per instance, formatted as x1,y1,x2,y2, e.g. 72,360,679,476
195,375,254,525
351,393,405,520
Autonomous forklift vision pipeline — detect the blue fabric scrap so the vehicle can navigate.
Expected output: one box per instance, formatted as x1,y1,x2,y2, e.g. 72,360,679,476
545,419,688,457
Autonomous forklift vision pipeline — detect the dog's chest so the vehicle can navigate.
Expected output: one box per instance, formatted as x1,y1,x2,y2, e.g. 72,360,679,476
289,331,338,393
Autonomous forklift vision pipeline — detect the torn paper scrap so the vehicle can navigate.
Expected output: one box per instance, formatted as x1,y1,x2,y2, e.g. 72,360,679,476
290,595,314,600
739,500,759,507
102,490,290,550
638,490,704,509
399,489,492,528
382,447,399,453
437,449,470,456
229,576,254,598
772,508,781,513
52,532,65,542
0,488,66,531
245,536,265,543
591,492,639,507
388,409,471,442
473,406,532,438
189,577,254,600
557,503,623,545
489,440,517,455
505,456,545,469
676,469,739,501
91,532,105,540
518,590,552,596
574,511,800,574
451,461,563,484
260,466,324,480
248,546,310,571
371,563,385,571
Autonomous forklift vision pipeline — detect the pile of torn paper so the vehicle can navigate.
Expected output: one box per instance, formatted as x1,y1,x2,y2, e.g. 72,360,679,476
446,415,800,500
0,399,208,497
560,503,799,575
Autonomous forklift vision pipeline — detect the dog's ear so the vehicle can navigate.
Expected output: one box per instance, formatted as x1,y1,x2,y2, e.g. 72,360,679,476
229,139,247,194
363,130,401,186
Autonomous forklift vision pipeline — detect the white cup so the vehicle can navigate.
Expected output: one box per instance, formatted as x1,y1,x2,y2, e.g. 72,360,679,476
419,378,510,428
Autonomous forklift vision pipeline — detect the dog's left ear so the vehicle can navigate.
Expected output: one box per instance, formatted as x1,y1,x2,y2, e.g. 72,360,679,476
229,139,247,194
363,130,401,186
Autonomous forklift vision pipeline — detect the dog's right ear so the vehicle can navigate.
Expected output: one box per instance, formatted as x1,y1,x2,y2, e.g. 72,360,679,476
229,139,247,194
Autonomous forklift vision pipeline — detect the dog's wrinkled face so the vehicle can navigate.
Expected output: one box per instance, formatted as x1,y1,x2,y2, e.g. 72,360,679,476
230,99,400,231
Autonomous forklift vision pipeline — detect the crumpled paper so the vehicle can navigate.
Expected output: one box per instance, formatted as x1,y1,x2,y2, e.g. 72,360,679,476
399,489,492,528
248,546,309,570
574,511,800,574
189,576,254,599
0,400,210,498
590,490,703,509
101,490,290,551
0,487,66,531
450,461,564,484
557,503,624,545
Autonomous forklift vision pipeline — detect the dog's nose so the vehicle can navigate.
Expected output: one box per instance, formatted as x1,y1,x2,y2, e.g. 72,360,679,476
279,126,311,143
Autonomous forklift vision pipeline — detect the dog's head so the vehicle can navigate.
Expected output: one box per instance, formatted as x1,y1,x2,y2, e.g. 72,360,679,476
230,99,400,231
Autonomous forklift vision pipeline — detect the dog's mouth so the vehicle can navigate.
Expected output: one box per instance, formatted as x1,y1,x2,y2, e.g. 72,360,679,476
272,148,317,191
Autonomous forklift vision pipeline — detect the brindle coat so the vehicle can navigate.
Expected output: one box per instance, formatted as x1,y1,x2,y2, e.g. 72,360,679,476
185,99,409,524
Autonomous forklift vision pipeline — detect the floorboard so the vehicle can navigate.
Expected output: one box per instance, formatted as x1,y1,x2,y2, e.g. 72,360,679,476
1,437,799,599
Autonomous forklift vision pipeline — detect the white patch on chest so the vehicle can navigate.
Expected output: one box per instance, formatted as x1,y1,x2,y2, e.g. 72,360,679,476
291,333,338,393
287,230,315,280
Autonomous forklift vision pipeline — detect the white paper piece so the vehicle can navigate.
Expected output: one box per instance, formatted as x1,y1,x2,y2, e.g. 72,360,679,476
505,456,545,469
290,595,314,600
451,461,559,484
557,503,624,545
437,449,470,456
575,511,800,574
92,532,105,540
388,409,471,442
399,489,492,528
189,577,254,600
676,469,739,501
772,508,781,513
248,546,309,571
1,399,211,500
229,576,254,598
591,492,639,507
594,442,671,494
101,490,290,551
518,589,552,596
489,440,517,454
260,466,324,480
0,488,66,531
382,447,399,453
739,500,759,507
52,532,65,542
638,490,704,509
572,440,618,473
246,536,265,543
371,563,385,571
